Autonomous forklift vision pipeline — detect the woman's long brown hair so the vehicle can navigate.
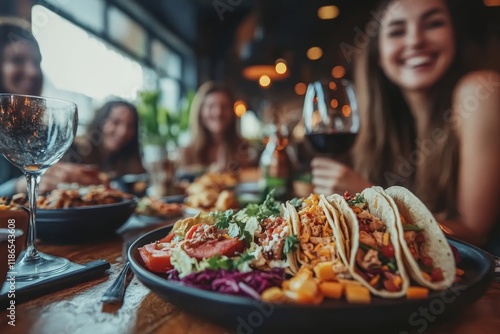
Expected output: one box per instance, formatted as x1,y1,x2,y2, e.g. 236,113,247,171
352,0,482,217
188,81,243,167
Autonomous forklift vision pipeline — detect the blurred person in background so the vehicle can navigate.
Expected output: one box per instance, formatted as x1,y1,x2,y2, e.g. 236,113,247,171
65,99,146,179
179,81,256,176
0,18,101,197
310,0,500,253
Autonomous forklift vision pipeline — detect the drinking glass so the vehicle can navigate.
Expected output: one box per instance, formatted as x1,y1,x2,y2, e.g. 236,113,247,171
302,80,360,157
0,94,78,279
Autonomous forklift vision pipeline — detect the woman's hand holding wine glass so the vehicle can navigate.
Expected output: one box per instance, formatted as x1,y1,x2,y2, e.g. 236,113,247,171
303,80,371,195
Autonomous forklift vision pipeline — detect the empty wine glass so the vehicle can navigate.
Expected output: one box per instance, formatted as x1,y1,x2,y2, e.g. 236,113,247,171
0,94,78,279
302,80,360,157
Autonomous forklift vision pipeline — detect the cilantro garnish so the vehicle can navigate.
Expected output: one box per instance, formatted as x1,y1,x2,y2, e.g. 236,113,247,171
206,253,253,270
347,193,365,206
212,210,235,229
242,189,281,221
289,197,304,209
282,235,299,259
211,209,253,245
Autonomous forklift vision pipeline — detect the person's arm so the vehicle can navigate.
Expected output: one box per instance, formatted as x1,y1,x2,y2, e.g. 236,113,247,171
446,70,500,246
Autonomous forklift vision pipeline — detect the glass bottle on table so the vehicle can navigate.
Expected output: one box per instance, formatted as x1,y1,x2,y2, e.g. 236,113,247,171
259,123,292,201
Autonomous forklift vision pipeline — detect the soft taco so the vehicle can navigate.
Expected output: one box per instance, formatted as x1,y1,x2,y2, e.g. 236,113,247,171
253,203,299,275
379,186,456,290
327,188,410,298
286,194,350,278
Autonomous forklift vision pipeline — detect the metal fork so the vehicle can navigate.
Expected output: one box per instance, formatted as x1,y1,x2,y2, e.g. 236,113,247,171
101,261,131,303
101,240,133,303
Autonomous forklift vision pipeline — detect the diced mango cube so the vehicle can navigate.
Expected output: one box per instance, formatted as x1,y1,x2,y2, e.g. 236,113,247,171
318,282,344,299
284,290,323,305
313,261,336,282
345,285,371,304
406,286,429,299
289,277,318,298
261,287,288,303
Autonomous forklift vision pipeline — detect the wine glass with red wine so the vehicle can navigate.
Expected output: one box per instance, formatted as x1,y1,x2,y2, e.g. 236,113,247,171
302,80,359,157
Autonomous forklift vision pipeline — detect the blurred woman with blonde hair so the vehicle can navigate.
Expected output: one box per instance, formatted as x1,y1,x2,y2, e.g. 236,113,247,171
179,81,256,174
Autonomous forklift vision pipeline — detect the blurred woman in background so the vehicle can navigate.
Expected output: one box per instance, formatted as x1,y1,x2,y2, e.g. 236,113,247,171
0,18,101,196
310,0,500,252
66,99,146,178
179,81,256,175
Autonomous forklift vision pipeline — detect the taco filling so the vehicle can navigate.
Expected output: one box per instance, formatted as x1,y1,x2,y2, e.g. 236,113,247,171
297,194,343,270
256,216,292,262
344,192,404,292
399,215,444,282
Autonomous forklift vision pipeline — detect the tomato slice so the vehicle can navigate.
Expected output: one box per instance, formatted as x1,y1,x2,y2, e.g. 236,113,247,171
139,242,174,273
183,238,245,260
381,245,395,259
186,223,201,239
158,233,175,243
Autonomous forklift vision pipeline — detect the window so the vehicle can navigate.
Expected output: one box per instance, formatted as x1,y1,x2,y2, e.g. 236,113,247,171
32,1,195,135
108,7,147,58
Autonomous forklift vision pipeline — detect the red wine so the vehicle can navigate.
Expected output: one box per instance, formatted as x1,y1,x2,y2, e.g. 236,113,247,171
305,132,357,155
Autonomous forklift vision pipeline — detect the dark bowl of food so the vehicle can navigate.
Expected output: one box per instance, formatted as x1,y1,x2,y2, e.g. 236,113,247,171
35,198,137,244
11,186,137,244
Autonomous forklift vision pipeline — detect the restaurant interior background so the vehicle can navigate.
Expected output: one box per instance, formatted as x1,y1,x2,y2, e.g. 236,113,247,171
1,0,499,154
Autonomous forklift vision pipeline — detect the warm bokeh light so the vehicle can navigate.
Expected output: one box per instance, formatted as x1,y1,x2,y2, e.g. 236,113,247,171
234,100,247,117
275,60,287,74
307,47,323,60
331,99,339,109
332,65,346,78
342,105,351,117
317,5,339,20
259,75,271,87
329,82,337,90
295,82,307,95
484,0,500,6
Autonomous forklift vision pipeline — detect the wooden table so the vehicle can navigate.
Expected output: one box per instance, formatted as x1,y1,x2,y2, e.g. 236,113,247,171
1,215,499,334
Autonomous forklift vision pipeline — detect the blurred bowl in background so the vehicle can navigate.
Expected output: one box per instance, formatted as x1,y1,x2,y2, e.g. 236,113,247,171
35,197,137,244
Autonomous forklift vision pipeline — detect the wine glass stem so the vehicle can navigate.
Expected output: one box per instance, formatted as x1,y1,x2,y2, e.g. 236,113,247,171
25,171,42,260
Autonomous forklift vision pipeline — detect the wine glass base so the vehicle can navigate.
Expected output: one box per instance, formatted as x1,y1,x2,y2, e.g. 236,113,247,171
12,252,70,280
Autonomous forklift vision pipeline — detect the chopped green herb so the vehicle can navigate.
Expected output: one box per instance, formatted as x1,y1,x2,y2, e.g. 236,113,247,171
244,203,260,217
387,261,397,272
282,235,299,259
212,210,235,229
206,254,232,270
205,252,253,271
347,193,365,206
289,197,304,209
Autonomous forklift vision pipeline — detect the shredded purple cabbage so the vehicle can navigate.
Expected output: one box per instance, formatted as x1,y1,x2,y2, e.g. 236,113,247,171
166,268,285,299
450,244,462,265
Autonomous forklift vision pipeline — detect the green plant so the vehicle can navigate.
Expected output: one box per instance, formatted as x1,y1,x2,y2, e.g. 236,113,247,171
136,89,194,147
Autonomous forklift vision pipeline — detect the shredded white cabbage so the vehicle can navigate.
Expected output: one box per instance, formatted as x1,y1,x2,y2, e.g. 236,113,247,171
244,216,260,238
170,246,198,277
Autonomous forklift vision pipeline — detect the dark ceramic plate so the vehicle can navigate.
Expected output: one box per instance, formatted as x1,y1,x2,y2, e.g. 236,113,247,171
128,227,494,333
36,197,137,244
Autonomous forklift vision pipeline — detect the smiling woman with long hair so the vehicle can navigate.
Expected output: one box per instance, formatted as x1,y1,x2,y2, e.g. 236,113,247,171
179,81,256,174
310,0,500,253
0,19,43,196
67,99,146,177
